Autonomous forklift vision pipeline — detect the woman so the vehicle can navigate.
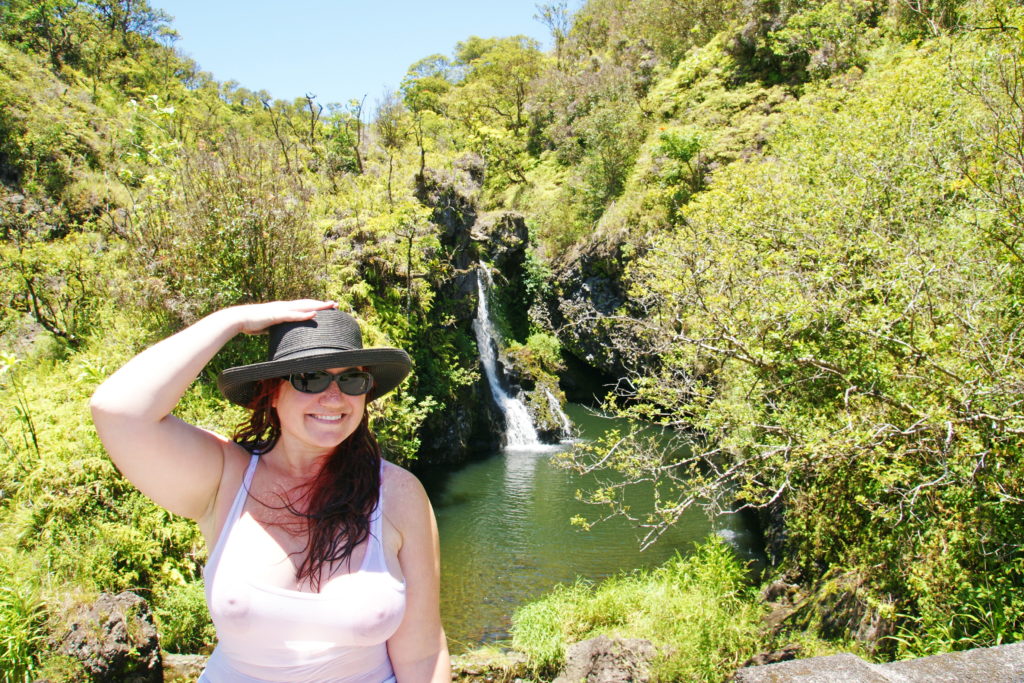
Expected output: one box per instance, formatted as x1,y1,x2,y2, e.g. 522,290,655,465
90,300,449,682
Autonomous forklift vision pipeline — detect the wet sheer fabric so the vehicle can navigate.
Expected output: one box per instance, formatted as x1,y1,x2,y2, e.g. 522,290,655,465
200,455,405,683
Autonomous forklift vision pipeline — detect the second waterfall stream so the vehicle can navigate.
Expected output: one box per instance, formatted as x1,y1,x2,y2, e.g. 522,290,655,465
472,265,543,449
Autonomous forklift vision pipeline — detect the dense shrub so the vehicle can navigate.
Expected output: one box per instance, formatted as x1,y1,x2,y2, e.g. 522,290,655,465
153,581,216,654
511,538,768,681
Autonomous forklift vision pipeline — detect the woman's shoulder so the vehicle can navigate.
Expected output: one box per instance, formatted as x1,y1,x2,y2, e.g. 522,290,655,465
381,460,432,525
220,438,257,478
381,459,428,497
197,439,257,543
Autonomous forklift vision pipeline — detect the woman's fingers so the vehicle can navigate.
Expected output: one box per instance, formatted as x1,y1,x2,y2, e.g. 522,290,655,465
235,300,338,335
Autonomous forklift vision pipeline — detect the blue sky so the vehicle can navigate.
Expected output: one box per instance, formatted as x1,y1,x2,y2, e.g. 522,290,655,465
152,1,553,107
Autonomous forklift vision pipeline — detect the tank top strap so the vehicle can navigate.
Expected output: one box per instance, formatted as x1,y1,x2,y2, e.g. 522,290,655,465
360,459,389,573
207,453,260,571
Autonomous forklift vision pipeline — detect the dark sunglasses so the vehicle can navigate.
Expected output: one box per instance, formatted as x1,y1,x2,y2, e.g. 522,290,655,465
288,370,374,396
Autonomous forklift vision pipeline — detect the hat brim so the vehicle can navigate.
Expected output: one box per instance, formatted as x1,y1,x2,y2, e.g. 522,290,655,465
218,347,412,406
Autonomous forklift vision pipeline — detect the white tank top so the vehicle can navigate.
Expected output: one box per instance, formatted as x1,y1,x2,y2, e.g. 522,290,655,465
200,454,406,683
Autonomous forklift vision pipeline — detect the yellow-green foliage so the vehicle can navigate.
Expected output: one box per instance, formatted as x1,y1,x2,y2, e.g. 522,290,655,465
511,538,767,681
0,558,48,683
0,42,112,198
562,29,1024,655
1,316,205,670
507,332,564,379
153,581,216,655
0,320,206,588
0,2,487,664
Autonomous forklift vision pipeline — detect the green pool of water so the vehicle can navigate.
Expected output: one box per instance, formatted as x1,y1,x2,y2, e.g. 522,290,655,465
418,404,762,652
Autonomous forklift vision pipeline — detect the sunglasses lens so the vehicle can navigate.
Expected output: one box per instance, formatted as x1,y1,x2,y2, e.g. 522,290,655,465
290,371,333,393
289,371,374,395
337,371,373,395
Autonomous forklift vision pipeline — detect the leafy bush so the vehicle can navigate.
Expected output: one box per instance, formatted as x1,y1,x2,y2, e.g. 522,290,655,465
130,131,327,322
153,581,216,654
1,231,109,347
511,538,767,681
507,332,564,378
563,34,1024,653
370,391,438,465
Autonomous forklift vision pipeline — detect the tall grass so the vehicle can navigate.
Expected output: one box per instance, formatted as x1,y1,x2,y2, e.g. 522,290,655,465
0,578,48,683
511,537,768,682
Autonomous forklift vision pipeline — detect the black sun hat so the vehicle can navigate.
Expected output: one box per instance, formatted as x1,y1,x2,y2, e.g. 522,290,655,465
217,309,412,406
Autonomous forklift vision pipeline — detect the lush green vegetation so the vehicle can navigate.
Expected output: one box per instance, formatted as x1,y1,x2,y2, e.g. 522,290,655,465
510,536,865,681
511,538,778,681
2,0,1024,677
0,0,485,676
557,8,1024,665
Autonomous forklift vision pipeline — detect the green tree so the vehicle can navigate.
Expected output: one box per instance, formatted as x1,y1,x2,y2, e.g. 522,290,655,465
322,100,365,177
0,0,82,69
374,90,409,205
451,35,545,135
86,0,170,54
401,53,454,115
130,132,325,320
535,1,572,68
560,37,1024,651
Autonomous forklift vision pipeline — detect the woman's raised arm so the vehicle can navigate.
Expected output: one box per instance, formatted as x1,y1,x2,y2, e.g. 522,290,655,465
89,300,335,521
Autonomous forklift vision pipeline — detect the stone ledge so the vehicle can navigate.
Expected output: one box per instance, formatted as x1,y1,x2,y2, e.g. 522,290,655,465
882,641,1024,682
734,642,1024,682
733,653,896,682
162,653,207,682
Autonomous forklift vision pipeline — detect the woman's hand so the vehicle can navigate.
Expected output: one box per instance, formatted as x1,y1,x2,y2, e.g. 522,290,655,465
230,299,337,336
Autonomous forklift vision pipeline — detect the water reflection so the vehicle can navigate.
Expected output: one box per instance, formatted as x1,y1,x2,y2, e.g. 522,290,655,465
502,447,541,502
418,403,763,652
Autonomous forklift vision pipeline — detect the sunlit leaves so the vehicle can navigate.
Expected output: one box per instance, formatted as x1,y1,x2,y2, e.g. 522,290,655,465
561,35,1024,651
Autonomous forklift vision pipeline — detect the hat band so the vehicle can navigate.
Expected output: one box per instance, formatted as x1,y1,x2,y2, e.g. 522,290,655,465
272,345,362,361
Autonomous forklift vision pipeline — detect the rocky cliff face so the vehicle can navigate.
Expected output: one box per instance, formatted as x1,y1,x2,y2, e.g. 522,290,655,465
415,157,573,455
414,158,503,462
546,235,638,395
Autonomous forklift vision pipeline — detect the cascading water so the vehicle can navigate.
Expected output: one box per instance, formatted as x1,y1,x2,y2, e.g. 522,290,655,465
543,387,575,439
473,265,542,448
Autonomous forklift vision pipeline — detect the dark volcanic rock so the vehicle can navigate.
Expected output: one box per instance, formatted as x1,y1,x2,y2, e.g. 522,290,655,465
55,591,162,682
417,158,481,274
554,635,657,683
550,240,633,381
419,381,504,460
471,210,530,273
784,571,896,655
741,643,802,668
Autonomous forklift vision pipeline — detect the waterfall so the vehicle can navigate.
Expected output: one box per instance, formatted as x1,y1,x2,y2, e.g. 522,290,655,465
473,265,542,448
543,387,575,439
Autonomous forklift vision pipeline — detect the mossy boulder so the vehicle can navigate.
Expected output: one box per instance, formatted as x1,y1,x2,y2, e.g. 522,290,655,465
53,591,162,682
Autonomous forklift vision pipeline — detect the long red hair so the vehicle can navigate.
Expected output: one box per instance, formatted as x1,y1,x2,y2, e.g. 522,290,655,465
232,378,382,591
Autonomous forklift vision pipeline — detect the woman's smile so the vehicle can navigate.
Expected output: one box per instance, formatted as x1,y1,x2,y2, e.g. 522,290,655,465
306,412,352,428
